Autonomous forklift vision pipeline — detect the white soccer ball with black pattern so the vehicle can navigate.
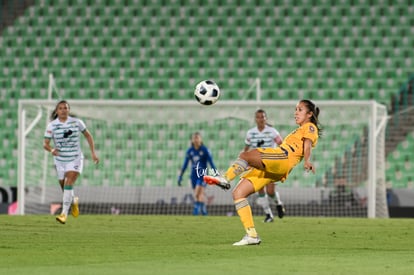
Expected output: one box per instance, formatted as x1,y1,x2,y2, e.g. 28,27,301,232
194,80,221,105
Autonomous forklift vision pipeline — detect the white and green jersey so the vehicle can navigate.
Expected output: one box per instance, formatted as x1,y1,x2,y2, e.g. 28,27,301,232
44,116,86,162
245,125,281,149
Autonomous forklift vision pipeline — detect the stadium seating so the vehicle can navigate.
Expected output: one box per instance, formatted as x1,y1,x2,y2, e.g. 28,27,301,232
1,1,413,188
386,131,414,188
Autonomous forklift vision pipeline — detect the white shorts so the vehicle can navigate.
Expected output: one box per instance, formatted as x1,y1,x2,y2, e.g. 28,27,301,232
54,157,84,180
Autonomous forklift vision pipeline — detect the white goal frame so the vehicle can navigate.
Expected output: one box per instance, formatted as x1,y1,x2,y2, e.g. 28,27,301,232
17,99,388,218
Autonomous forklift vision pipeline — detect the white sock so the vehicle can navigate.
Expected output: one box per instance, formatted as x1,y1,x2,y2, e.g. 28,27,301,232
257,196,273,216
264,206,273,216
275,191,283,205
61,189,73,215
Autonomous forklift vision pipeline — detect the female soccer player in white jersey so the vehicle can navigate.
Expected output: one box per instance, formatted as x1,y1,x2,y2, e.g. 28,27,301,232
43,100,99,224
244,109,285,222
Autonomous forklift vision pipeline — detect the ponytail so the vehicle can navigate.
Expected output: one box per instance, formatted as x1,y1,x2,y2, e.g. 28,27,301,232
300,99,322,138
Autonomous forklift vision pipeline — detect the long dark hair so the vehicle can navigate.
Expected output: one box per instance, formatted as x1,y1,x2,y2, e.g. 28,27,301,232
50,100,70,120
300,99,322,138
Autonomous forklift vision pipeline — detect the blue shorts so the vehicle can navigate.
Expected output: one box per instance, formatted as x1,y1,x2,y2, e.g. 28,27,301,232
191,176,206,189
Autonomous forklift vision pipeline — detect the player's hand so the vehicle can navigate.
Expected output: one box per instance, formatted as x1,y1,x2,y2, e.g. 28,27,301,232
92,153,99,164
177,175,183,186
304,161,315,173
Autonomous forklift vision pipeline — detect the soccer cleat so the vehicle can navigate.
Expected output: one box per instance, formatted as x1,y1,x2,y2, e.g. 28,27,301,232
276,204,286,219
71,196,79,218
264,214,274,223
203,175,231,190
233,234,261,246
56,213,67,224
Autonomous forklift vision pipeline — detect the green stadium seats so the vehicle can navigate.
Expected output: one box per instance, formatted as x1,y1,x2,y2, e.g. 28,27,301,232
1,1,414,188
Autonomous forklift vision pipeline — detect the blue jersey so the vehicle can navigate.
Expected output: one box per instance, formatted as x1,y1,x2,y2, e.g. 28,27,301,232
180,144,216,188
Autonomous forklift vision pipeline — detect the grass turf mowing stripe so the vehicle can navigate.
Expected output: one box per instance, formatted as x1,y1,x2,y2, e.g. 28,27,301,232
0,215,413,275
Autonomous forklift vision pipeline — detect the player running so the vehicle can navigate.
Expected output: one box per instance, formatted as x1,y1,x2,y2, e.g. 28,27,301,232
43,100,99,224
178,132,217,215
204,100,322,245
244,109,285,222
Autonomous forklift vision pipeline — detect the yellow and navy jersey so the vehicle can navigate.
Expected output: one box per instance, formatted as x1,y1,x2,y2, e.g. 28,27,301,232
281,122,318,168
44,116,87,162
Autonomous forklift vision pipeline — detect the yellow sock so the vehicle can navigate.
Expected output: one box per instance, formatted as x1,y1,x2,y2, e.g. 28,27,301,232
234,198,257,238
224,159,249,181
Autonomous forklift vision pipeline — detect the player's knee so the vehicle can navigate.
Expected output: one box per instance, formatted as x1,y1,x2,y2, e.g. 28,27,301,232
232,185,243,200
65,172,79,184
232,190,242,201
239,150,258,163
232,179,254,200
239,150,252,160
241,151,265,170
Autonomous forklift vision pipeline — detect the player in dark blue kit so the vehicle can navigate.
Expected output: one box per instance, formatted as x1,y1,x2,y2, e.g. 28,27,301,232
178,132,217,215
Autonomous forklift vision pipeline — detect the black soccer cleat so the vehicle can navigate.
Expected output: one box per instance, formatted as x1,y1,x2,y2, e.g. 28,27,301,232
276,204,285,219
217,182,231,190
264,214,274,223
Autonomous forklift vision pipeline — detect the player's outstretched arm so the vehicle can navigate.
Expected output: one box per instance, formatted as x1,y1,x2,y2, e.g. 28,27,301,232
303,138,315,173
83,130,99,164
178,155,189,186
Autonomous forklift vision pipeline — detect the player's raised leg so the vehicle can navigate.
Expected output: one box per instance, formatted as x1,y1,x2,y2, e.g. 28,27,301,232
205,149,266,188
203,158,250,189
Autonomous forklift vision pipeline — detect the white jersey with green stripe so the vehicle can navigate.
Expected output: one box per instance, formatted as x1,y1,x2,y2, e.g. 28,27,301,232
245,125,281,149
44,116,86,162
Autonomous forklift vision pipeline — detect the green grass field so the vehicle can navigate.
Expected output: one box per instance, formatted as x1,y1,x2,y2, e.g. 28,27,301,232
1,215,414,275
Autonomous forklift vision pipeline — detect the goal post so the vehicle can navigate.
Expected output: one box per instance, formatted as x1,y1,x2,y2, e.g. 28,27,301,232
17,99,388,218
369,102,389,218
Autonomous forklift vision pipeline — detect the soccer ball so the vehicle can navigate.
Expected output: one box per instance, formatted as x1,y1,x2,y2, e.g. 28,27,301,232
194,80,221,105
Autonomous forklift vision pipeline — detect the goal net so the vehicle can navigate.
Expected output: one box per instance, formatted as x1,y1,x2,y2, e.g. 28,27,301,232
17,99,389,218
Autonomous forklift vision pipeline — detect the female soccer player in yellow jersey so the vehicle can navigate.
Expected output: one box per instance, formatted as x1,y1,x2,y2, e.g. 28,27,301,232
244,109,285,223
204,99,322,246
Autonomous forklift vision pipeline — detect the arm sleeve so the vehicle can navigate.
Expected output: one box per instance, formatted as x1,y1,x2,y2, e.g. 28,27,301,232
244,129,252,146
303,123,319,147
44,123,53,139
179,150,190,176
77,119,87,132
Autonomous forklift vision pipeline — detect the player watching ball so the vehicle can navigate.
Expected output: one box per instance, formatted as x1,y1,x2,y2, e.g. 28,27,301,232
178,132,217,216
204,99,322,246
43,100,99,224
